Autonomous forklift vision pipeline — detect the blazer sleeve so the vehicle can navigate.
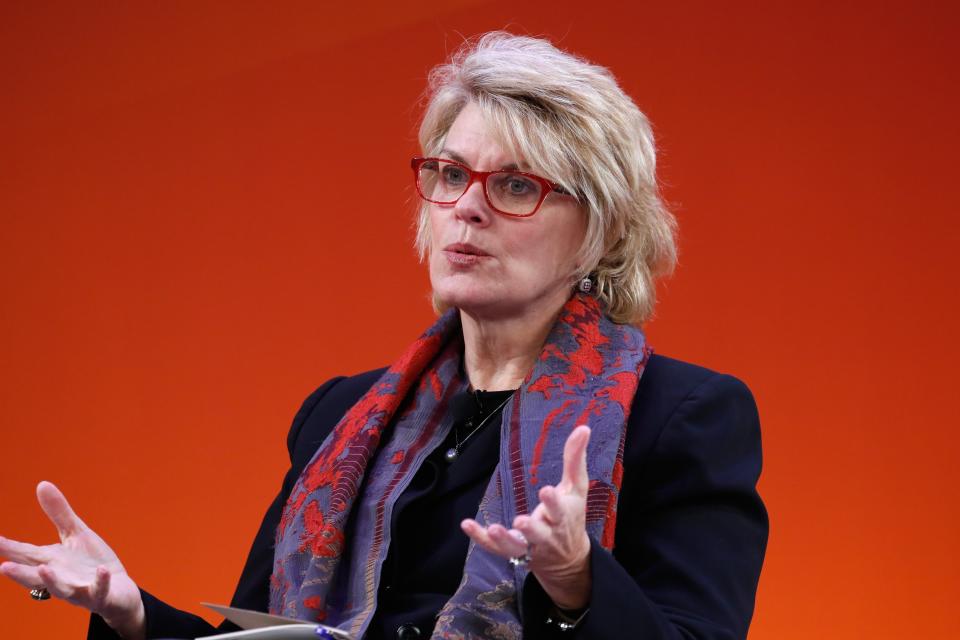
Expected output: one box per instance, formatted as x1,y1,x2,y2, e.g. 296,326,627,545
86,376,346,640
522,372,769,640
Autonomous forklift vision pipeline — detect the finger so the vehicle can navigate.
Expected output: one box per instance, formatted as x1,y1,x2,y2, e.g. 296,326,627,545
537,485,566,524
36,481,85,539
475,523,520,557
487,524,528,557
37,564,76,601
487,523,525,545
461,519,496,554
90,566,111,610
513,511,554,547
559,425,591,495
0,536,50,565
461,520,519,560
460,519,489,545
0,561,44,589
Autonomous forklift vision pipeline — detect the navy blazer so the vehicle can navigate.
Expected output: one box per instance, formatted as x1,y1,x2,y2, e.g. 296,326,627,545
89,353,767,639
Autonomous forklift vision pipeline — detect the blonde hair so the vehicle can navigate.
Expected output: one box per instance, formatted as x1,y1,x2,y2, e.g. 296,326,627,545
415,32,677,324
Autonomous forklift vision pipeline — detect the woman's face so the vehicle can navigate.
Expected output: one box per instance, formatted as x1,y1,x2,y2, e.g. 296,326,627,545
428,102,587,320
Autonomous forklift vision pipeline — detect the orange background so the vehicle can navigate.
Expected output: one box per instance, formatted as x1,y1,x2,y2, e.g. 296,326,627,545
1,2,957,638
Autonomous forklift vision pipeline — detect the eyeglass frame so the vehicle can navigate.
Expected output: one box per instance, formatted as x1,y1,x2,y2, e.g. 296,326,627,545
410,156,573,218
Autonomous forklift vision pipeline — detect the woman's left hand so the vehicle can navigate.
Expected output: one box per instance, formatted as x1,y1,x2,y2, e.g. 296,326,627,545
461,424,592,611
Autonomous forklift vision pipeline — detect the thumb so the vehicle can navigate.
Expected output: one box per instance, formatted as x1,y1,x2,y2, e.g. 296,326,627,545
37,481,86,540
559,425,591,496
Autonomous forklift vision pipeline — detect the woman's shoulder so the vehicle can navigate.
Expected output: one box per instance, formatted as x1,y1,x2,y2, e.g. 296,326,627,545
309,367,389,405
286,368,388,461
625,353,760,465
636,353,756,414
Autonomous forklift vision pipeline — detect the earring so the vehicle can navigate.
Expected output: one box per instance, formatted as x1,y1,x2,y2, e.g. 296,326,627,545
578,277,593,294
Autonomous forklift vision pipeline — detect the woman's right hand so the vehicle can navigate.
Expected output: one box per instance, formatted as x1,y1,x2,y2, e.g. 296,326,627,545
0,481,146,640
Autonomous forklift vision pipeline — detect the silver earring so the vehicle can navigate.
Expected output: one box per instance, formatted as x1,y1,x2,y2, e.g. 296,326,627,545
578,277,593,294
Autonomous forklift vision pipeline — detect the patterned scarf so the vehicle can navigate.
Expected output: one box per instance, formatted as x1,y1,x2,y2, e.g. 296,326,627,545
270,294,650,638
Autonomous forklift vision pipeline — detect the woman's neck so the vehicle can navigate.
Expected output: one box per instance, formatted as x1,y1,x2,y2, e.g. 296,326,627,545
460,299,567,391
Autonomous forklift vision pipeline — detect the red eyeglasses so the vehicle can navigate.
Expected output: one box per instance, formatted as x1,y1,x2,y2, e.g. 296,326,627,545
411,157,571,218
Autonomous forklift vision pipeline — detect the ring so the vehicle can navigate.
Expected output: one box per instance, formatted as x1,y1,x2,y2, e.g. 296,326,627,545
29,586,51,601
509,553,531,567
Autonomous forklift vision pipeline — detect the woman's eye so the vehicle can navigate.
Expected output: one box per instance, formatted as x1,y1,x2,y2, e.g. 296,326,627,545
441,166,468,185
505,176,536,196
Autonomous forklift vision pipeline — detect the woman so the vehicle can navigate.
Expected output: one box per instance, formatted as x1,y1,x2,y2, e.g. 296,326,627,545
0,33,767,639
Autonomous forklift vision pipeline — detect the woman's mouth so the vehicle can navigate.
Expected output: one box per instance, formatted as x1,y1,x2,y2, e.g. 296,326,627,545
443,243,491,265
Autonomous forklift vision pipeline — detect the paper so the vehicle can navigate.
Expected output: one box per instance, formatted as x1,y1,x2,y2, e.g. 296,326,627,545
198,603,354,640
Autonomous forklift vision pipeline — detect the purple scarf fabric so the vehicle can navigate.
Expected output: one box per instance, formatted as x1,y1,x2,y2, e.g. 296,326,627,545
270,295,650,638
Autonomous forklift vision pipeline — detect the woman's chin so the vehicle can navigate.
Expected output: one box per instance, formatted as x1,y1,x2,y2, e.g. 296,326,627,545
433,285,505,316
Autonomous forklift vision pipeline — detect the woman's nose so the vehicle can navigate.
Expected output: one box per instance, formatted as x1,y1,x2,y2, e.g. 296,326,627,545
453,181,493,226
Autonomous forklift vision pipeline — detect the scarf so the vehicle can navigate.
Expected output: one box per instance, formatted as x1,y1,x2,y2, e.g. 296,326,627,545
270,294,650,638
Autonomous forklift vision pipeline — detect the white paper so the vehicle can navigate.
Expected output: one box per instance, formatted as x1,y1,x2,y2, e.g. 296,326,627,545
198,603,354,640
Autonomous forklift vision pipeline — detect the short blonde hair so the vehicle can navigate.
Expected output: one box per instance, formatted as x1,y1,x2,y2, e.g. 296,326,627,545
416,32,677,324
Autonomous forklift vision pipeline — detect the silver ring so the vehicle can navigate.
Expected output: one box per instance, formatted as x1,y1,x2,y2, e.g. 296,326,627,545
29,587,51,601
509,553,531,567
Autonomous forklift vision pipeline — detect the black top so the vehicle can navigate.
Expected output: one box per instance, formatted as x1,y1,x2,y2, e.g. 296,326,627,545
372,388,515,638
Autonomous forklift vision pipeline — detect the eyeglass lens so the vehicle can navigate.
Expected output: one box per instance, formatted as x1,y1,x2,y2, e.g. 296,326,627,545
417,159,544,216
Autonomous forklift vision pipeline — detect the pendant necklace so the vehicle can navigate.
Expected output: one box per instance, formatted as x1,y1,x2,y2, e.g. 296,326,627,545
444,391,515,463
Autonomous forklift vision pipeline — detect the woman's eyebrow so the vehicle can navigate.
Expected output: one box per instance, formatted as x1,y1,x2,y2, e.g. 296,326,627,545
439,148,525,171
439,149,469,165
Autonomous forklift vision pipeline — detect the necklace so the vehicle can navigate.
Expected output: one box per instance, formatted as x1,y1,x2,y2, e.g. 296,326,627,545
444,391,514,463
